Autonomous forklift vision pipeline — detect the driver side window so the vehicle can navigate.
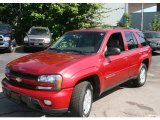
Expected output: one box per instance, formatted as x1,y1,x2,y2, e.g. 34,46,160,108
107,32,125,51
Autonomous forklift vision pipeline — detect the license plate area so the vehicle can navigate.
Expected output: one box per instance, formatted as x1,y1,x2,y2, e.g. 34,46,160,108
11,92,20,101
34,43,39,45
3,88,20,102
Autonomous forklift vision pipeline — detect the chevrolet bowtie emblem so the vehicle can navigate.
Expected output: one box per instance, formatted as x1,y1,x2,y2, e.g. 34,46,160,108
15,77,22,82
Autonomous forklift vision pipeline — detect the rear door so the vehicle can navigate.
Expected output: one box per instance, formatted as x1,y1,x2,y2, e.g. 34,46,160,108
123,31,140,78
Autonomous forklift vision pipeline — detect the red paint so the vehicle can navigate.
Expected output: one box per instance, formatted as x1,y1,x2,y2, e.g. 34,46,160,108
2,28,152,112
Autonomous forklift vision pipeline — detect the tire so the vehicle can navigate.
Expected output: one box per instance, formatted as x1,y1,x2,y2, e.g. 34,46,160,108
133,63,147,87
70,81,93,117
24,46,29,52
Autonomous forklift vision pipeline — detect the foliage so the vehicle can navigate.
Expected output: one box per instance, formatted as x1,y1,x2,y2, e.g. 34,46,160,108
0,3,107,44
100,24,112,28
117,13,131,28
149,15,160,31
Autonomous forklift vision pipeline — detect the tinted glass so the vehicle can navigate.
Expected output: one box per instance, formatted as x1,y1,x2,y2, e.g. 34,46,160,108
50,32,106,54
137,32,147,46
0,25,10,33
144,32,160,38
125,32,138,50
107,32,125,51
29,28,49,35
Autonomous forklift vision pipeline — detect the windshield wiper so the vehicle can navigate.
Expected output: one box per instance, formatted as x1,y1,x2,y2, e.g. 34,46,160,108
48,48,62,52
60,49,84,54
49,48,94,54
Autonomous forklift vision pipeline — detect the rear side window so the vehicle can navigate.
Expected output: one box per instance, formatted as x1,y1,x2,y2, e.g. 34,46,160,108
137,32,148,46
125,32,138,50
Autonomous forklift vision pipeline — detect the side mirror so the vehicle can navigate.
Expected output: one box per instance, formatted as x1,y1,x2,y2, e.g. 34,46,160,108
105,47,121,56
129,39,134,43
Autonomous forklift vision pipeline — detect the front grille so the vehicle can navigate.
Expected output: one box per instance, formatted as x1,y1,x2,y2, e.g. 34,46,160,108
0,42,4,45
30,39,44,42
8,79,37,90
0,36,3,41
9,70,38,80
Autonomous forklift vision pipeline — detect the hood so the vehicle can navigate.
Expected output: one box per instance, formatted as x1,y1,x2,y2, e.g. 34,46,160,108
28,35,50,39
147,38,160,43
8,51,88,75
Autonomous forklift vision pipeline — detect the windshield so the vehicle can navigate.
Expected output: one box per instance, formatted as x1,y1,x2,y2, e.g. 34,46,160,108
0,25,10,33
29,28,49,35
49,31,106,54
144,32,160,39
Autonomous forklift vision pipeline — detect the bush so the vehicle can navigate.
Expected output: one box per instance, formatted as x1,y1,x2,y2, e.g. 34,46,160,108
117,13,131,28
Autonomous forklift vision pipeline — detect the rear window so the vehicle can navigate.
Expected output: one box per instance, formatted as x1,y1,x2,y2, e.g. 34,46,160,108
124,32,138,50
0,25,10,33
137,32,148,46
144,32,160,38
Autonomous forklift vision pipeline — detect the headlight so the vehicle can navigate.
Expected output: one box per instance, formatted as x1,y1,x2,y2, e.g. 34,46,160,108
150,42,157,46
4,37,10,42
24,36,28,42
38,75,62,90
44,38,51,43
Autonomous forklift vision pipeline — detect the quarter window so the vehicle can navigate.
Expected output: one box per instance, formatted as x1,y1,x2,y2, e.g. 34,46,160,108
137,32,148,46
125,32,138,50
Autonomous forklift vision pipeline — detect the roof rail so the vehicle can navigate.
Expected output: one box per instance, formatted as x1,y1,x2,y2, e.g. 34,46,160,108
112,26,140,30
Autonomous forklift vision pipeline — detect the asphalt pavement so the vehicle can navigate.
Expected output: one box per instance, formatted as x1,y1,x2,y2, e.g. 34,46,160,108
0,46,160,117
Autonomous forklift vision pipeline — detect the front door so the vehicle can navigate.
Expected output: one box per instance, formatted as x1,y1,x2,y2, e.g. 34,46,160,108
102,32,129,91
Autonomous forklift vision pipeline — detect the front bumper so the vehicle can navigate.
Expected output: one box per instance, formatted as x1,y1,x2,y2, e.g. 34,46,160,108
0,42,10,49
149,43,160,51
151,46,160,51
2,78,73,114
24,42,51,48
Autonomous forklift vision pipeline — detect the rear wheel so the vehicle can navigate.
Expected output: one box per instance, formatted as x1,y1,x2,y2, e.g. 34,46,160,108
133,63,147,87
70,81,93,117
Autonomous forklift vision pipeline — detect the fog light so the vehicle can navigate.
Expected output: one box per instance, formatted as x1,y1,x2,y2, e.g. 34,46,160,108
44,100,52,106
37,86,52,90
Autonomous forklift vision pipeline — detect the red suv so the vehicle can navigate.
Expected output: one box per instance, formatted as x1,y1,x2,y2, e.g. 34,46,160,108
2,28,152,117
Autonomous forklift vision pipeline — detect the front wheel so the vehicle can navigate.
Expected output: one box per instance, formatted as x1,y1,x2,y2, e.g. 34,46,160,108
133,63,147,87
70,81,93,117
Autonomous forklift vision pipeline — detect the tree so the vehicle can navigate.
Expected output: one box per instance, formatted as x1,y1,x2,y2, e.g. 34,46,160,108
149,15,160,31
0,3,107,44
117,13,131,28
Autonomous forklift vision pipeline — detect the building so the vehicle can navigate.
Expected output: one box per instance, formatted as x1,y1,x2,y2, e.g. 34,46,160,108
102,3,160,30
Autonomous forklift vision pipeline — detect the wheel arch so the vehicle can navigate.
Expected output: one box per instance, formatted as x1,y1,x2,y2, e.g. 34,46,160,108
141,58,149,70
75,74,100,99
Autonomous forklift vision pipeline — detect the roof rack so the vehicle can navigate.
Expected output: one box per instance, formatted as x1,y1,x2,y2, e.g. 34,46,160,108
112,26,140,30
